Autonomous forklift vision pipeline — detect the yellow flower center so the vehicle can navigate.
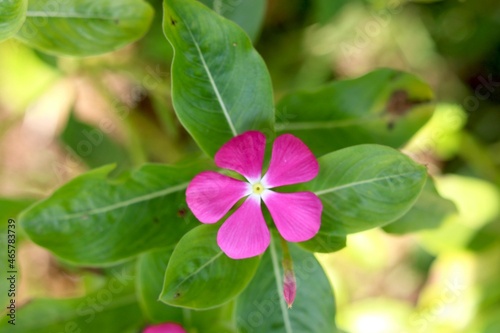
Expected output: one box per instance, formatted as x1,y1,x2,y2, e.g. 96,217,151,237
252,182,265,195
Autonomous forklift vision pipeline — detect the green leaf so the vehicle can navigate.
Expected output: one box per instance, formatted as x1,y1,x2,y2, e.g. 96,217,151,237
60,112,131,171
137,249,238,331
163,0,274,157
299,231,346,253
15,0,154,56
198,0,266,42
383,178,456,234
161,224,260,309
302,144,427,236
313,0,349,24
0,269,143,332
0,198,35,308
20,162,207,265
0,0,27,42
236,241,337,333
276,68,434,156
137,249,184,323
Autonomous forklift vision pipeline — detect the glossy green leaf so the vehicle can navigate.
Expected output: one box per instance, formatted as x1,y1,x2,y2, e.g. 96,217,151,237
276,68,434,156
299,230,346,253
161,224,260,309
383,178,456,234
236,241,337,333
0,0,27,42
163,0,274,157
0,272,143,332
15,0,154,56
302,144,427,236
198,0,266,42
137,248,238,330
20,162,207,265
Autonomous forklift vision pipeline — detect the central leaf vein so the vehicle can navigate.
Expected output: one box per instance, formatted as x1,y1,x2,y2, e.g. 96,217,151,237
185,26,238,137
173,251,224,291
59,182,189,221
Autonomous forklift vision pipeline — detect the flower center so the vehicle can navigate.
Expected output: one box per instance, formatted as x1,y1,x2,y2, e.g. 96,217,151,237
252,182,265,195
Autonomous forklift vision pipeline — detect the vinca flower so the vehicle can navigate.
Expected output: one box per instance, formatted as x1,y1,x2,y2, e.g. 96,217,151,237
186,131,323,259
143,322,187,333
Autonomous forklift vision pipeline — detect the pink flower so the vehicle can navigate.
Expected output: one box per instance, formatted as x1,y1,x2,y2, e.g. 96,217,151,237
186,131,322,259
143,323,187,333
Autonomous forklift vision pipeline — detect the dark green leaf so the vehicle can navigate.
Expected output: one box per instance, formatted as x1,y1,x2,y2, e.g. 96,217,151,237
137,248,184,323
276,68,434,156
0,268,143,332
161,224,260,309
0,0,27,42
198,0,266,42
60,112,131,171
20,162,207,265
302,144,427,236
163,0,274,157
236,241,337,333
137,248,238,331
15,0,154,56
313,0,349,24
383,178,456,234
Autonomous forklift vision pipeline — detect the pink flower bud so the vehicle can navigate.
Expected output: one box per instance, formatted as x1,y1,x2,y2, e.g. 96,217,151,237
283,269,297,308
143,323,187,333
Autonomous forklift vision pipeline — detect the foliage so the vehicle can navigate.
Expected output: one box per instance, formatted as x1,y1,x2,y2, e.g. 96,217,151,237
1,0,499,332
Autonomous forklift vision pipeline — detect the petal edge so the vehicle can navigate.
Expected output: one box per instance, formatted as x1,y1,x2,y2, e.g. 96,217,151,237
186,171,250,223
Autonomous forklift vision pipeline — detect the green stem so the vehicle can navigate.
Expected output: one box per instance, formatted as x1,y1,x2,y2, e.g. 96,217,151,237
269,236,293,333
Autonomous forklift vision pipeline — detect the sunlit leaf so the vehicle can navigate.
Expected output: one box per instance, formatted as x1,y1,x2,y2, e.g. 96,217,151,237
15,0,154,56
163,0,274,157
383,178,456,234
0,0,27,42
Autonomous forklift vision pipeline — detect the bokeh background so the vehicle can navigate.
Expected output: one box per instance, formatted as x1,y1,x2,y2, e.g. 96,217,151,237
1,0,499,332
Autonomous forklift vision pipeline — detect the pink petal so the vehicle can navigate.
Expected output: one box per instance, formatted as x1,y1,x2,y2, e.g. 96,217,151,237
215,131,266,183
143,323,187,333
217,195,270,259
262,191,322,242
261,134,319,188
186,171,251,223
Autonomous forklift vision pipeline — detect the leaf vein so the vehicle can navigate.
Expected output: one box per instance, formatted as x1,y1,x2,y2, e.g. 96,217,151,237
59,182,189,221
315,172,417,196
185,26,238,137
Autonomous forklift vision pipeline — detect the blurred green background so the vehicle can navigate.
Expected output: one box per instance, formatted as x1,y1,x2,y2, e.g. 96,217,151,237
1,0,499,332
